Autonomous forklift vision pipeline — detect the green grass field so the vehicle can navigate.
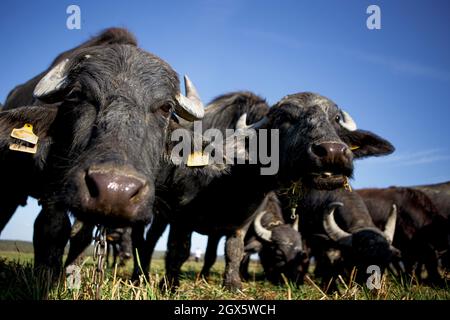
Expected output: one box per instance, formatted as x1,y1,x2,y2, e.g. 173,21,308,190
0,240,449,300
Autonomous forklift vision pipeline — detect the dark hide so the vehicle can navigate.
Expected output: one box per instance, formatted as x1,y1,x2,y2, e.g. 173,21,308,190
106,227,132,267
359,186,449,285
0,28,207,274
0,105,57,232
3,28,138,111
242,192,307,285
198,191,308,286
134,92,271,290
297,188,399,291
138,91,395,291
412,181,450,269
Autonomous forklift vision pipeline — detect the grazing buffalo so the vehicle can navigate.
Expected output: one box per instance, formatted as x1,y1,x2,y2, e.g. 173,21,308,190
412,181,450,269
130,92,270,289
105,227,133,267
0,28,208,272
358,186,448,285
133,90,395,291
297,188,399,290
202,191,307,285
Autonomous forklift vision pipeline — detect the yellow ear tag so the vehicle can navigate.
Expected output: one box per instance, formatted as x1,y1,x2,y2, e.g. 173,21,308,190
350,145,360,151
9,123,39,154
187,151,209,167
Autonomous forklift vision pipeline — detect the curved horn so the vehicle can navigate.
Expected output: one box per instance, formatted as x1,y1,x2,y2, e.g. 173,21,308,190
236,113,268,131
339,110,357,131
292,214,299,232
34,58,70,99
236,113,248,130
383,204,397,243
254,210,272,242
323,202,351,241
175,75,205,121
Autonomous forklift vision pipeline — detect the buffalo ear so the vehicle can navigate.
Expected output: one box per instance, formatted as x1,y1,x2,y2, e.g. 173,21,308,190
0,105,57,166
341,129,395,159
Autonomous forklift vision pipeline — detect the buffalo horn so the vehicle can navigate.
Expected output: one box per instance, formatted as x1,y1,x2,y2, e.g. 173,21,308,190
323,202,351,241
383,204,397,244
254,210,272,242
175,75,205,121
339,110,357,131
33,58,70,99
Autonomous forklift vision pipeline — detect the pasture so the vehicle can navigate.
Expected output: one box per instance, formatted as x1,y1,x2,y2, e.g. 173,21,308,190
0,241,449,300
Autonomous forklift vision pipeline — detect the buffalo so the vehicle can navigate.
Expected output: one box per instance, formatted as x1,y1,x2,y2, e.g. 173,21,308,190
0,28,209,272
203,191,308,285
413,181,450,270
296,187,399,291
132,90,395,291
105,227,133,268
359,185,449,285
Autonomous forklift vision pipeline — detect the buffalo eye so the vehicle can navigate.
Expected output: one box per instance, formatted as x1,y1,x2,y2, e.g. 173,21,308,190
159,103,173,114
335,114,341,123
65,90,82,102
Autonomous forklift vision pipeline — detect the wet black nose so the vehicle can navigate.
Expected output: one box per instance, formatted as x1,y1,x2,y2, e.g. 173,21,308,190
81,166,149,220
310,142,352,164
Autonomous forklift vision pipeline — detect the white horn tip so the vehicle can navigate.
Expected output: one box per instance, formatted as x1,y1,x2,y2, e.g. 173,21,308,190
236,113,248,130
33,58,70,98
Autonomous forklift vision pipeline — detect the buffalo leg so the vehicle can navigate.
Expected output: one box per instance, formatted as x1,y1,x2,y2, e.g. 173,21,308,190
421,245,443,286
239,253,251,281
200,234,222,280
132,215,168,280
119,228,132,267
223,223,250,291
33,204,71,277
163,224,192,291
131,223,146,280
65,223,95,267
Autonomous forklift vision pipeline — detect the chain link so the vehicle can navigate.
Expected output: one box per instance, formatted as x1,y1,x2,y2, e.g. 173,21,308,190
93,225,107,300
343,176,353,192
279,180,303,220
282,176,352,221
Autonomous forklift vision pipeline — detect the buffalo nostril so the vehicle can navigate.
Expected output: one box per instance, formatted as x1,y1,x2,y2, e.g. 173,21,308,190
85,168,146,205
129,186,142,200
311,142,350,160
85,172,100,198
311,143,328,158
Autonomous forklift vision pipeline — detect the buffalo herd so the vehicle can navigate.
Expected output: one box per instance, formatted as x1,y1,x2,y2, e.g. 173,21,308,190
0,28,448,295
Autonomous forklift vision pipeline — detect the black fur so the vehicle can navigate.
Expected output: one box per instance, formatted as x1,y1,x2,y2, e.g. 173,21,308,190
136,91,395,291
296,188,398,290
0,28,201,273
359,186,449,285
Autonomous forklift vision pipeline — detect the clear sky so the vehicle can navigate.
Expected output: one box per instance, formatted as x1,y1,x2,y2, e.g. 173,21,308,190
1,0,449,255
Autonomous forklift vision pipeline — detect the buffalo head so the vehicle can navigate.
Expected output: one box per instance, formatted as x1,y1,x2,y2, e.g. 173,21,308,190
265,92,394,189
0,40,204,226
323,201,400,282
254,209,307,285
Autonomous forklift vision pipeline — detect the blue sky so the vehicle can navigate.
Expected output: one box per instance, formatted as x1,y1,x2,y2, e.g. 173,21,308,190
1,0,449,255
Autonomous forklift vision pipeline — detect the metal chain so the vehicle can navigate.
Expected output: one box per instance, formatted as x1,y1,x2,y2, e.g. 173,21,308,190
282,176,352,220
343,176,353,192
93,225,107,300
279,180,303,220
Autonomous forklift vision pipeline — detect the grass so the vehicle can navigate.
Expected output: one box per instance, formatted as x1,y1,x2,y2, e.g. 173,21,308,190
0,249,449,300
